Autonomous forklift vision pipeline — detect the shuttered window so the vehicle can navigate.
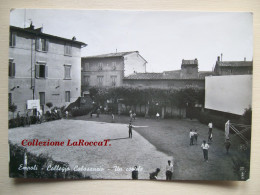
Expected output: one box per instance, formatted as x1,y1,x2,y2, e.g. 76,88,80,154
9,60,15,77
97,76,103,86
111,76,117,86
64,65,71,79
65,91,70,102
84,76,90,85
8,93,12,105
36,38,48,52
35,62,48,79
9,32,16,47
39,92,45,105
64,43,72,56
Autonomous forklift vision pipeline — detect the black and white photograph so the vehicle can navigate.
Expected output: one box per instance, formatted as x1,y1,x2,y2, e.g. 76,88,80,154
8,9,253,180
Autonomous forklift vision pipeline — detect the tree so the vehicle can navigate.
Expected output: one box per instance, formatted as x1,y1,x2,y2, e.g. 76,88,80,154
242,107,252,125
46,102,53,109
9,103,17,119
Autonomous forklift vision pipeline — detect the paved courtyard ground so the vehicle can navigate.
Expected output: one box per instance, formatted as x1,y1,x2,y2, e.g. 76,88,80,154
9,114,250,180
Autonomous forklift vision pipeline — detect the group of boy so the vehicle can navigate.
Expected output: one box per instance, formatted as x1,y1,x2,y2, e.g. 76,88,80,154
131,160,174,180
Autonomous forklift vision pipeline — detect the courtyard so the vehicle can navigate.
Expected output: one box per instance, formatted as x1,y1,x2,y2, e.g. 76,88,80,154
8,114,249,180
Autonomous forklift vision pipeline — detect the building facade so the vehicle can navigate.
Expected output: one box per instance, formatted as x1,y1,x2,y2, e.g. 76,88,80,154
9,25,86,116
213,56,253,76
123,59,213,89
81,51,147,92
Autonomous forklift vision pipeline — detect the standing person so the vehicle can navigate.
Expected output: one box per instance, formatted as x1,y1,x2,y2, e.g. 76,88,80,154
193,129,198,145
111,113,115,123
156,112,160,120
133,113,136,120
130,113,133,122
129,122,133,138
224,139,231,154
201,140,210,162
16,111,21,127
208,122,213,142
65,110,69,119
189,129,194,146
149,168,160,180
165,160,174,180
132,166,138,180
38,109,43,123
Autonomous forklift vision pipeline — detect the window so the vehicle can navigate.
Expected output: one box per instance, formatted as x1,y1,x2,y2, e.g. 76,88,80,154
84,76,90,85
64,43,72,56
36,38,48,52
98,63,103,71
9,59,15,77
8,93,12,105
65,91,70,102
9,32,16,47
39,92,45,105
35,62,48,79
64,65,71,79
111,76,117,86
112,62,116,70
97,76,103,86
84,63,90,71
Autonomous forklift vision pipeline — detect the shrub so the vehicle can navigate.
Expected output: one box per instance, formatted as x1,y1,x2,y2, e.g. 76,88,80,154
241,107,252,125
9,103,17,119
71,107,92,117
46,102,53,109
9,143,90,179
232,156,250,181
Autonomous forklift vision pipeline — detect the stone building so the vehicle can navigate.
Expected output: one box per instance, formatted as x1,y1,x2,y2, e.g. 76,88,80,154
123,59,213,89
8,25,86,116
81,51,147,93
213,56,253,76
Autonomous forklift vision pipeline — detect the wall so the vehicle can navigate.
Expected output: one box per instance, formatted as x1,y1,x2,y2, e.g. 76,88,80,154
123,79,205,89
123,52,146,76
180,65,198,79
218,66,253,75
9,29,82,116
81,57,124,89
205,75,252,115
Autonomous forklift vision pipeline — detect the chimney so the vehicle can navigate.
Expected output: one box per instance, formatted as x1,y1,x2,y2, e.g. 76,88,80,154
244,57,246,61
29,21,34,30
217,56,220,61
72,36,76,41
221,53,223,61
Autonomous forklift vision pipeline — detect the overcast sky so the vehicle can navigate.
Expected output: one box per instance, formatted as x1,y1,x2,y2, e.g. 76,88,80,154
10,9,253,72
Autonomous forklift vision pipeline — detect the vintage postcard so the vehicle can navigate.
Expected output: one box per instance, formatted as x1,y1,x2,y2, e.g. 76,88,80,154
8,9,252,180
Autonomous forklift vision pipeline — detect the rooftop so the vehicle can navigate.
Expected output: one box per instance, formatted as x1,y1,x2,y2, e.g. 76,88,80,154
10,25,87,47
124,70,212,80
82,51,148,62
216,61,253,67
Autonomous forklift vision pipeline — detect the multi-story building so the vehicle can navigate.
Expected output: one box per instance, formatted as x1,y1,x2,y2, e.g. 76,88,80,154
8,24,86,116
123,59,213,89
213,56,253,75
81,51,147,92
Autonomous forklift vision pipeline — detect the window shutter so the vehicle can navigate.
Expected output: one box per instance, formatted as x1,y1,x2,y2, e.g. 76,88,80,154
12,63,16,77
45,65,48,78
9,33,12,46
9,62,11,76
35,38,39,50
46,40,49,51
35,64,39,78
13,33,16,46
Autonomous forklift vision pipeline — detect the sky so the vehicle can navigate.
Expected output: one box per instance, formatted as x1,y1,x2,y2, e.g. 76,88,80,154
10,9,253,72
